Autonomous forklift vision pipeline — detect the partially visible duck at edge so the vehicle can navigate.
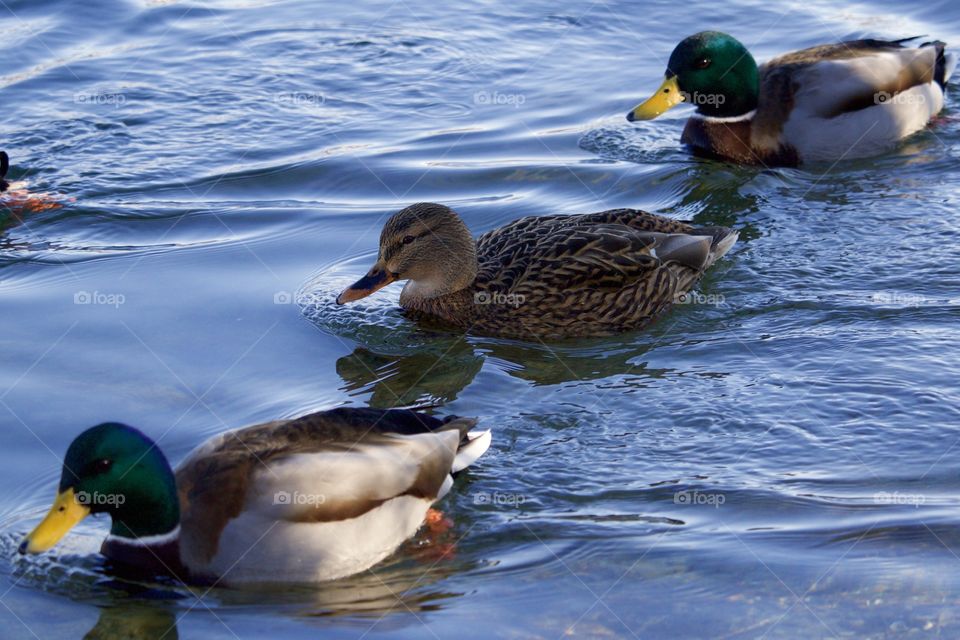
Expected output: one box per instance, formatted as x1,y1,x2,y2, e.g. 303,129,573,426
0,151,9,192
0,151,69,216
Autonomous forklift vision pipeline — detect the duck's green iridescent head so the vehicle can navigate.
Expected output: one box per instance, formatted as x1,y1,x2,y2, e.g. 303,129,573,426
627,31,759,120
19,423,179,555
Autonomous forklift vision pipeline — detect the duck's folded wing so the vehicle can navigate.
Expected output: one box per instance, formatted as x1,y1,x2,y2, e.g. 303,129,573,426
244,430,460,521
485,224,662,294
758,40,940,123
175,409,469,565
476,208,695,257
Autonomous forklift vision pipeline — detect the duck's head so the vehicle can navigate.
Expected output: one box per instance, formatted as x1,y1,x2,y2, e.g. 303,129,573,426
19,423,179,555
627,31,759,121
337,203,478,305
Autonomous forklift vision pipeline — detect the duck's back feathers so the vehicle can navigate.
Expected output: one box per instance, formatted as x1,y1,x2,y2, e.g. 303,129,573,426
174,408,484,583
440,209,736,339
750,38,949,163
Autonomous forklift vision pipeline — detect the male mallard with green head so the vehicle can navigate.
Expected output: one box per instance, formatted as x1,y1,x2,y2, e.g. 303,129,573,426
19,408,491,585
336,203,738,340
627,31,955,165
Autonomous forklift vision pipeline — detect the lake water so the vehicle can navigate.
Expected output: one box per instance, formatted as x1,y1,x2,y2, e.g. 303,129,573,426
2,0,960,638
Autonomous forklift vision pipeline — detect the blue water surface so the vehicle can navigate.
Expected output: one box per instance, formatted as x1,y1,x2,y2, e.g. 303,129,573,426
2,0,960,638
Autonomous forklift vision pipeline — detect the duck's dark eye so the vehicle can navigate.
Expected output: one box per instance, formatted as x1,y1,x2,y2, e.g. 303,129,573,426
90,459,113,474
402,235,416,245
694,57,711,70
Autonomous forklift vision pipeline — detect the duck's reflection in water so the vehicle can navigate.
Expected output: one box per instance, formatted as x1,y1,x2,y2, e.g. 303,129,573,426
83,546,469,637
84,605,178,639
337,336,483,407
335,328,696,405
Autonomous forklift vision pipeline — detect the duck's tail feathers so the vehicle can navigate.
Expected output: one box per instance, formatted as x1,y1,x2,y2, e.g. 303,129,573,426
452,429,492,474
943,51,957,87
921,41,954,89
695,226,739,270
656,226,738,272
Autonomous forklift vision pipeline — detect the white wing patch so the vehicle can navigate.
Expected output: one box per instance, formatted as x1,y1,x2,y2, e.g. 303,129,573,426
790,49,936,117
243,430,460,520
783,49,944,162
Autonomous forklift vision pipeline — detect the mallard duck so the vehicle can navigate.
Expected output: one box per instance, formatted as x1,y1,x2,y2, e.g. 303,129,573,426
0,151,9,192
18,407,491,585
336,203,737,339
626,32,955,165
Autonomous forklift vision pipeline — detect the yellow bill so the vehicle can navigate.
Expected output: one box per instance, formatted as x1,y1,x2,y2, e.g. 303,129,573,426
18,487,90,554
627,75,684,121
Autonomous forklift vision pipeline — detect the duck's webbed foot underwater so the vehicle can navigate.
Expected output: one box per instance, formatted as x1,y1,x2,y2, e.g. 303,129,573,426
0,152,71,216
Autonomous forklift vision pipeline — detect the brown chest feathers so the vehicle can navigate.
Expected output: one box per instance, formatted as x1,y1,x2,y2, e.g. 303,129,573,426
681,117,799,167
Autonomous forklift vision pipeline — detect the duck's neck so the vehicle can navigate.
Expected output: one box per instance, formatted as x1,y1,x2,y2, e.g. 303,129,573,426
399,244,479,306
101,526,184,578
100,469,183,573
108,474,180,539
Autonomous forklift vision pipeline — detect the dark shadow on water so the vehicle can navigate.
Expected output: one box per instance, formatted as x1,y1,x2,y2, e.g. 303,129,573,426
331,329,687,403
85,605,179,640
337,338,483,407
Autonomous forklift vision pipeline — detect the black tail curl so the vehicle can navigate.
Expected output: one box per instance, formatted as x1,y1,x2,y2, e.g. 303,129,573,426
920,40,949,89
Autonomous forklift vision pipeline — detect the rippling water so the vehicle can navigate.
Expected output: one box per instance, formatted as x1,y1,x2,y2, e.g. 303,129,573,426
3,0,960,637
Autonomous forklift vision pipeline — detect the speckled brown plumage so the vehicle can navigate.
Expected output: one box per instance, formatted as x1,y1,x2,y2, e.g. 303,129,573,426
353,204,739,340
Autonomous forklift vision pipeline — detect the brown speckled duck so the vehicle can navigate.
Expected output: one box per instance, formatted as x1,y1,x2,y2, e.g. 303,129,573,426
336,203,738,340
627,32,955,166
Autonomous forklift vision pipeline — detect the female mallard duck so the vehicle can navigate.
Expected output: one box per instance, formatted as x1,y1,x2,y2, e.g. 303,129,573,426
627,32,955,165
336,203,737,339
18,407,491,585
